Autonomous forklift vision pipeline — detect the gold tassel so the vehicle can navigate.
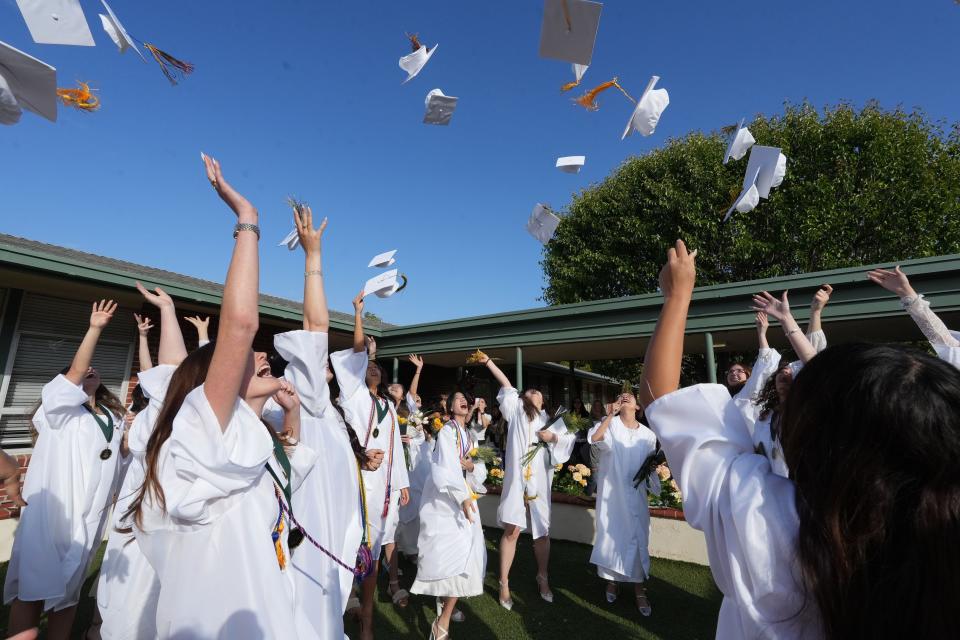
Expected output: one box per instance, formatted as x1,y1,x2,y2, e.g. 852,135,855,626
56,82,100,112
406,32,423,52
143,43,195,86
573,77,636,111
560,78,581,93
274,517,286,570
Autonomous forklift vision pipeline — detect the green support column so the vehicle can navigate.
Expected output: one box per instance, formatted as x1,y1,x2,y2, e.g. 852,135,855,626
515,346,523,389
392,357,399,384
705,332,717,384
567,360,575,406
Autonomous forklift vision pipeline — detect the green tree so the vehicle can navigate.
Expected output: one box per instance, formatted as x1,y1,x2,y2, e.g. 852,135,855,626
543,101,960,305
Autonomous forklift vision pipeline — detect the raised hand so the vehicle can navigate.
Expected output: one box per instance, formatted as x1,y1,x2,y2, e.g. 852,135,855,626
353,290,365,314
134,313,154,336
136,282,175,309
658,239,697,300
866,266,916,299
752,291,792,321
408,354,424,369
755,311,768,332
292,202,328,256
184,316,210,332
272,381,301,413
365,335,377,358
90,300,117,329
811,284,833,311
201,153,257,222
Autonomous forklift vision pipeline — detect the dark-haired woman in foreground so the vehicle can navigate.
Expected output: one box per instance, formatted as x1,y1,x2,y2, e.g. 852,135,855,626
640,240,960,638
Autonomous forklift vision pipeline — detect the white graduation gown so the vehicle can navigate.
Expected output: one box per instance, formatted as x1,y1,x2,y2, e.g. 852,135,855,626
933,330,960,370
496,388,576,539
268,330,363,640
397,393,431,556
136,387,318,639
588,417,657,582
97,364,176,639
410,420,486,597
3,374,123,611
646,384,822,639
330,349,409,559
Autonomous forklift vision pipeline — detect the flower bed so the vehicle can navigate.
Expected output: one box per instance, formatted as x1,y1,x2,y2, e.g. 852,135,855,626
482,484,685,520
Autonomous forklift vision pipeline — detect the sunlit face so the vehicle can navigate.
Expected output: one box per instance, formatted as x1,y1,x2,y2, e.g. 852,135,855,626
774,367,793,398
365,362,382,387
244,350,279,400
82,367,101,395
414,394,422,409
618,393,639,412
449,392,470,417
726,364,748,386
387,383,404,402
524,389,543,411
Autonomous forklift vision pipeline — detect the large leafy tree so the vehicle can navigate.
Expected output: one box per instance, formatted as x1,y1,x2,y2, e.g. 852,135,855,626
545,102,960,381
544,102,960,305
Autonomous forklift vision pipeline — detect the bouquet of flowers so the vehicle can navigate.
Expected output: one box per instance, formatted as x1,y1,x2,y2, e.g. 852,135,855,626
519,406,589,467
407,409,428,431
647,462,683,510
469,445,498,465
552,463,591,496
632,447,666,491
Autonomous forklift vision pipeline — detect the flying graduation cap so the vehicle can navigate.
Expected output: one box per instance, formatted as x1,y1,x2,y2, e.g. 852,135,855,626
723,118,756,164
423,88,458,125
15,0,95,47
724,146,788,222
526,203,561,244
538,0,602,67
399,33,438,84
0,40,58,125
98,0,146,61
573,75,669,139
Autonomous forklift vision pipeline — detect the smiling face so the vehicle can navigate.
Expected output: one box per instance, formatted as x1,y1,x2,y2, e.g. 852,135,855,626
387,383,404,402
618,393,639,413
524,389,543,411
81,367,101,395
243,350,281,402
726,364,748,386
365,362,382,388
449,392,470,417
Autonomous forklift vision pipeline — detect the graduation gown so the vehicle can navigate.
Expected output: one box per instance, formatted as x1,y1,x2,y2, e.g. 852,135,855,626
410,420,486,597
496,388,575,539
3,374,123,611
588,417,657,582
264,330,363,640
646,384,821,639
97,364,175,639
330,349,409,559
137,387,317,639
397,393,431,556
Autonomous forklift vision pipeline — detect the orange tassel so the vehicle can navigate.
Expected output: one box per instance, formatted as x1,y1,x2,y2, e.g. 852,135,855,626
573,77,636,111
274,517,286,570
143,43,195,86
56,82,100,112
407,32,423,52
560,79,581,93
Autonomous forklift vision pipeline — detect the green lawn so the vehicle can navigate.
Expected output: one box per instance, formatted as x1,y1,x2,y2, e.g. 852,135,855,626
2,527,721,639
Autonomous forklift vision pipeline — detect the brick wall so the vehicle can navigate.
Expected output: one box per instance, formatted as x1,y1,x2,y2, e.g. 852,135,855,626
0,453,29,520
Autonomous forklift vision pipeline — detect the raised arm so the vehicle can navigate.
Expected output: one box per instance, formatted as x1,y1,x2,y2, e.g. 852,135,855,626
756,311,770,350
184,316,211,347
66,300,118,386
351,291,365,353
408,354,424,398
136,282,188,366
134,313,154,371
200,154,262,429
867,266,960,347
752,291,818,364
294,203,330,333
806,284,832,335
479,353,512,390
638,240,697,408
590,396,622,443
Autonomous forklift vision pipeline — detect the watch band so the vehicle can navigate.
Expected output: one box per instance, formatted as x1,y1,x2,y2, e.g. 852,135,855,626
233,222,261,240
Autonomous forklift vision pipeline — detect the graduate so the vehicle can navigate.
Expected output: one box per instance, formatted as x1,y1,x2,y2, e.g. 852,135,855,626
129,156,317,638
588,391,658,615
331,296,410,639
477,354,576,609
96,283,188,640
261,204,383,640
4,300,126,640
396,354,432,561
410,391,488,640
641,240,960,639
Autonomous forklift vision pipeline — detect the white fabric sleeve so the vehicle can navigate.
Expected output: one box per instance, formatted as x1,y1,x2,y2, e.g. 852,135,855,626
548,429,576,465
167,387,272,525
405,392,418,416
390,410,410,491
497,387,521,417
736,348,782,403
430,425,470,505
902,295,960,348
330,347,368,405
933,330,960,370
198,339,210,348
806,329,828,354
288,442,319,493
137,364,177,406
587,420,612,451
40,374,89,429
273,330,331,417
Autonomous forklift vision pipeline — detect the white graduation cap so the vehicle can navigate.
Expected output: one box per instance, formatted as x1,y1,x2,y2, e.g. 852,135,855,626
622,76,669,140
0,40,57,125
743,145,788,198
573,63,588,84
723,118,755,164
556,155,586,173
526,203,561,244
399,43,438,84
98,0,146,62
368,250,397,268
423,88,458,125
278,229,299,251
723,166,761,222
375,274,408,299
363,269,408,298
538,0,603,66
15,0,95,47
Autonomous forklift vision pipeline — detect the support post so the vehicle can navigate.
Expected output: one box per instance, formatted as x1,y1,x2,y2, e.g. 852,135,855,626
515,346,523,389
705,332,717,384
567,360,575,406
392,357,399,384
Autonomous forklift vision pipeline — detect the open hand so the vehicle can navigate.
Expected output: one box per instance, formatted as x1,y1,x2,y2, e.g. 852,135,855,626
201,153,257,222
755,311,768,332
866,266,916,299
134,313,154,336
751,291,792,321
293,202,327,256
90,300,117,330
408,354,424,369
184,316,209,332
136,282,175,310
658,239,697,300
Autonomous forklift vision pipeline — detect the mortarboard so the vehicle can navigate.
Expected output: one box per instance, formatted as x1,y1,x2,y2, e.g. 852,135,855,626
538,0,602,66
0,40,57,124
556,155,586,173
423,88,458,125
743,145,787,198
723,166,761,222
723,118,755,164
399,34,437,84
526,203,561,244
99,0,146,62
622,76,669,140
15,0,94,47
364,269,408,298
368,250,397,268
278,229,299,251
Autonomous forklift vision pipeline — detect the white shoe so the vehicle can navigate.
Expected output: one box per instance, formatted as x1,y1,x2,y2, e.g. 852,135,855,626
536,574,554,603
498,580,514,611
436,597,465,622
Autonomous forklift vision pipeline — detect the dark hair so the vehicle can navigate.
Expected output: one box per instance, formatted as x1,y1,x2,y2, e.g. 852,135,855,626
326,378,369,466
125,343,216,529
129,384,149,413
782,344,960,638
32,366,126,428
755,363,792,423
267,351,288,379
724,361,753,396
520,388,541,422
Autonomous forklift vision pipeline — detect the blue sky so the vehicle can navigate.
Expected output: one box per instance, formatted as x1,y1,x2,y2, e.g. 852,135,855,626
2,0,958,325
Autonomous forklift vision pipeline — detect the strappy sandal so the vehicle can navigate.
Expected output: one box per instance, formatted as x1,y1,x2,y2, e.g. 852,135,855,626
429,619,449,640
636,588,652,617
388,580,409,608
498,579,514,611
605,581,619,604
536,573,554,603
436,597,465,622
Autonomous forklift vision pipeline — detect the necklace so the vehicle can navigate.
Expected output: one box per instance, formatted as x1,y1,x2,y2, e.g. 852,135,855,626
83,403,114,460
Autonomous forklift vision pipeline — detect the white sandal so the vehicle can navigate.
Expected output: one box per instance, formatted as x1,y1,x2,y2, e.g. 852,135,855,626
388,580,409,608
536,573,554,603
636,589,652,617
429,619,449,640
436,597,464,622
498,579,514,611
